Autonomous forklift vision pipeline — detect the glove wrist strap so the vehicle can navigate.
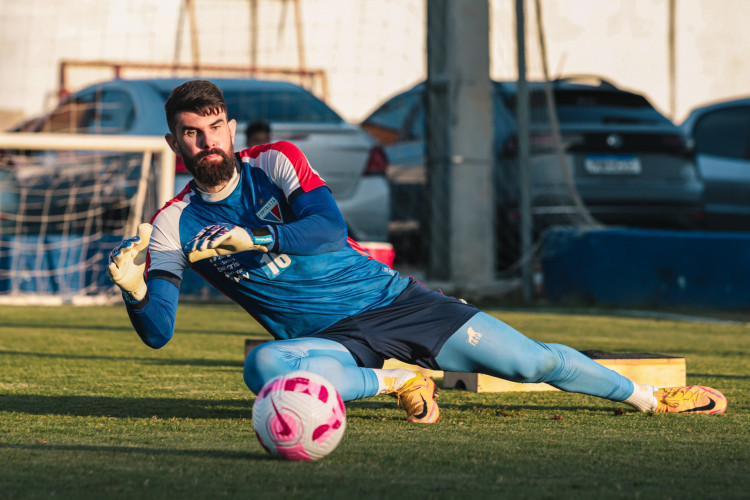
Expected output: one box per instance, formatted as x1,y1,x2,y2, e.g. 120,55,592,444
123,281,148,303
250,226,275,250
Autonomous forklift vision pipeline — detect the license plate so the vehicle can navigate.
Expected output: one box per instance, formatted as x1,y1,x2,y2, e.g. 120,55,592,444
584,155,641,175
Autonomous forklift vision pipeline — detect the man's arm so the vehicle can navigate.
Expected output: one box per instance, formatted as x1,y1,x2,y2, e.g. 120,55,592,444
125,275,180,349
185,186,347,262
108,224,181,349
272,185,347,254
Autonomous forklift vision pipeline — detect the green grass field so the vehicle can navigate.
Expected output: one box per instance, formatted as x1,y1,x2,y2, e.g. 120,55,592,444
1,303,748,499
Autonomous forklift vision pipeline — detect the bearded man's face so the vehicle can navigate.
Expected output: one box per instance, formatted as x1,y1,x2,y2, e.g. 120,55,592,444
166,110,238,191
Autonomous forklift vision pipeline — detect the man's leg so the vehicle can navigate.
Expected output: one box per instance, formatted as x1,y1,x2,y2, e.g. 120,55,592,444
243,337,415,401
434,312,656,409
244,337,378,400
244,337,439,422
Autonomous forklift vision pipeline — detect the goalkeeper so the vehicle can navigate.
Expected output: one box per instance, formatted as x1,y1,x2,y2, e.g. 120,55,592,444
109,80,726,422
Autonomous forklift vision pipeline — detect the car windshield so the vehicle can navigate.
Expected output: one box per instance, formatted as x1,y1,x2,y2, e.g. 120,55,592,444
159,89,343,124
504,88,669,126
364,91,421,131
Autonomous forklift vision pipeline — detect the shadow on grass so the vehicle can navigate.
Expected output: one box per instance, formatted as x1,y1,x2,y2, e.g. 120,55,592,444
2,321,259,337
344,399,620,418
0,350,243,368
1,323,136,333
176,329,266,337
1,394,426,423
688,372,750,380
2,393,643,427
0,442,268,460
0,394,253,420
655,347,749,358
438,402,621,414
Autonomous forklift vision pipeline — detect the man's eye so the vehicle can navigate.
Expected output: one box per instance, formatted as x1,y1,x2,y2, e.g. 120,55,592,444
185,130,196,137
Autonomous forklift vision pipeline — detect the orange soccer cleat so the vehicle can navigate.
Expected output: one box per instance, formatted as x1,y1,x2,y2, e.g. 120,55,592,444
654,385,727,415
392,373,440,423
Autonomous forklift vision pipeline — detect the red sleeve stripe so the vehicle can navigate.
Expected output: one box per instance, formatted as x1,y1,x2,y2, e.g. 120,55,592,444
347,237,374,259
240,141,326,193
149,184,192,224
144,185,193,277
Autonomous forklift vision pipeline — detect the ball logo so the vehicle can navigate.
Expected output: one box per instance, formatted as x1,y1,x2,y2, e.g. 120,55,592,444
269,398,300,443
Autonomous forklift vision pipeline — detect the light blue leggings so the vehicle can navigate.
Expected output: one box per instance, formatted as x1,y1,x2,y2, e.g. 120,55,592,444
244,312,634,402
244,338,381,400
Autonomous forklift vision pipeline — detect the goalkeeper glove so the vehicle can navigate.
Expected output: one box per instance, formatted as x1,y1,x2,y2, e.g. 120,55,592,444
184,223,274,263
107,223,153,303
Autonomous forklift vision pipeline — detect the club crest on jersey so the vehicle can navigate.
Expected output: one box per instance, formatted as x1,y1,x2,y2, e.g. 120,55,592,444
257,197,283,224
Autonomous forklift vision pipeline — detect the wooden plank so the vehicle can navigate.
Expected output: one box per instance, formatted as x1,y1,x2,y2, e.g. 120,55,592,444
442,356,686,393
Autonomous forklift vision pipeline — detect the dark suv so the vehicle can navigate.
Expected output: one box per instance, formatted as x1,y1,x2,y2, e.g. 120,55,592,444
362,76,702,265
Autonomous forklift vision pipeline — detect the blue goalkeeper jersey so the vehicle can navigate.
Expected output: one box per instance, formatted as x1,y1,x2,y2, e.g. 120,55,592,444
146,141,408,340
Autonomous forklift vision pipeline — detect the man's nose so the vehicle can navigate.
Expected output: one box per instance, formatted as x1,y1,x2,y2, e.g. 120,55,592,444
198,132,214,149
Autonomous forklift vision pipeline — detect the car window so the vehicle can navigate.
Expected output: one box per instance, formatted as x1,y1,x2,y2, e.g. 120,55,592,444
693,106,750,159
366,92,421,133
82,90,135,134
552,89,652,108
504,88,666,125
228,90,342,123
37,89,135,134
38,92,96,133
158,89,342,124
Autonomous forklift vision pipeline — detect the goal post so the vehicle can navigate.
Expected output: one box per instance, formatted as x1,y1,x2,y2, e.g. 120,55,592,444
0,132,175,305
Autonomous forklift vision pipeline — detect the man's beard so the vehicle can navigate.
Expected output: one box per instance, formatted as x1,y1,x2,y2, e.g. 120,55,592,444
183,147,236,188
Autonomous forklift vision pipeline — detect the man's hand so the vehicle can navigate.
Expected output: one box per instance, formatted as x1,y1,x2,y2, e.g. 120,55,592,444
107,223,153,302
185,223,274,263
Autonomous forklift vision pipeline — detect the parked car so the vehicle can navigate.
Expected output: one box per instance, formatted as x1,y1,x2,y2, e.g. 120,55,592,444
362,76,702,265
680,96,750,231
10,78,390,241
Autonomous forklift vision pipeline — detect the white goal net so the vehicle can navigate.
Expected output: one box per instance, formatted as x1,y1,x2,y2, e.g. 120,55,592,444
0,133,174,305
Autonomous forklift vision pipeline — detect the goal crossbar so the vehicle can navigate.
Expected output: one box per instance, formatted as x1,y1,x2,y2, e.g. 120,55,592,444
0,132,176,208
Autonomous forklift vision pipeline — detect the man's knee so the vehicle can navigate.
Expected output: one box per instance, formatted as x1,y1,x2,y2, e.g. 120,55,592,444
510,343,561,383
243,342,293,394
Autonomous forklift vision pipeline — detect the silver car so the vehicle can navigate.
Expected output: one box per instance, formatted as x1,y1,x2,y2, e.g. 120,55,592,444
14,78,390,242
680,97,750,231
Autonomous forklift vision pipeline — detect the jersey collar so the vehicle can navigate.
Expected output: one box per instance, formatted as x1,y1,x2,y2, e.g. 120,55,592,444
195,163,240,202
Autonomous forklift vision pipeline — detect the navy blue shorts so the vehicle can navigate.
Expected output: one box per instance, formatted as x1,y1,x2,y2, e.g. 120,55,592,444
313,279,479,369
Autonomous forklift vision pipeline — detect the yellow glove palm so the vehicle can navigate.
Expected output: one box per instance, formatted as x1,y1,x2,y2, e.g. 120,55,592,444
107,223,153,302
185,223,273,263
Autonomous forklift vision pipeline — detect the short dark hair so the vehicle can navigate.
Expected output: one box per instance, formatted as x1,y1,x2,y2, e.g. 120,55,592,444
164,80,227,134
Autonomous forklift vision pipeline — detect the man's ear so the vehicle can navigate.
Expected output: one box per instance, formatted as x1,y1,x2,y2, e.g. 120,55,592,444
165,133,180,155
229,119,237,145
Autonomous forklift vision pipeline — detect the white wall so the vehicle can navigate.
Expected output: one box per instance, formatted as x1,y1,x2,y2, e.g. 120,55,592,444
0,0,747,126
490,0,750,122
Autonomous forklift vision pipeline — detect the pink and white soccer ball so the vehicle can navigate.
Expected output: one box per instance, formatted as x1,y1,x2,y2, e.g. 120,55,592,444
252,371,346,461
